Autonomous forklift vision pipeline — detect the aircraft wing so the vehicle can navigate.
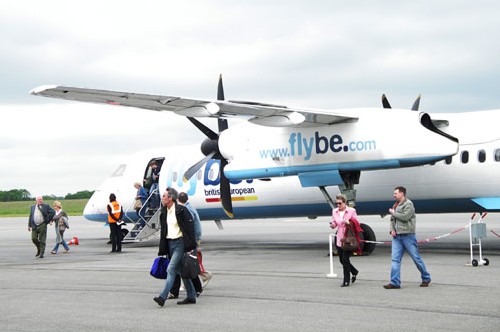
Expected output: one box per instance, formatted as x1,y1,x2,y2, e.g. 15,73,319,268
30,85,358,127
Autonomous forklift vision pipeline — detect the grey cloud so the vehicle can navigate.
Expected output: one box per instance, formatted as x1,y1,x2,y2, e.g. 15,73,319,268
1,0,500,196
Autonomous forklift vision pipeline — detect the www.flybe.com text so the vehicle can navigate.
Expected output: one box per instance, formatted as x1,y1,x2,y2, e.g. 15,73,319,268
259,132,377,161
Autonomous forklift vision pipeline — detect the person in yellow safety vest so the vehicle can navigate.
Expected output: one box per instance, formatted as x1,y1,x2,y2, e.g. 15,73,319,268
107,193,123,253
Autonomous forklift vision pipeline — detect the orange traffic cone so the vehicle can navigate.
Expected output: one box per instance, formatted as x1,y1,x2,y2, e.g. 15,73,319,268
68,236,79,245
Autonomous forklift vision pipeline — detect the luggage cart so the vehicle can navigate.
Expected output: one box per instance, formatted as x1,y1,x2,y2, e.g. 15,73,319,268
468,212,490,267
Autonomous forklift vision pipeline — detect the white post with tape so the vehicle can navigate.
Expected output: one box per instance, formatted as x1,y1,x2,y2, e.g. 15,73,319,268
327,233,337,278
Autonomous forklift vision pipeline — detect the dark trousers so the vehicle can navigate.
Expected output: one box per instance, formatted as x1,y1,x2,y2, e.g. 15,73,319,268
170,274,202,296
109,223,122,252
31,222,47,255
336,245,358,284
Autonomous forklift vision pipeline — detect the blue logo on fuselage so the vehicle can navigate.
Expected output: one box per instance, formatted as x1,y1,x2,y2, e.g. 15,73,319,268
165,159,253,196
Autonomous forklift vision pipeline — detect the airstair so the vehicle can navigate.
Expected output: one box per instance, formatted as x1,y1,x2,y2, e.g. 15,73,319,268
122,189,162,242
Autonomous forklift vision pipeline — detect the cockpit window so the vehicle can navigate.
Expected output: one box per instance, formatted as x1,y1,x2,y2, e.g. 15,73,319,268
110,164,126,177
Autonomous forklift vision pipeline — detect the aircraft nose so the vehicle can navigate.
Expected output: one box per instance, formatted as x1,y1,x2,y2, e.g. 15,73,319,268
83,190,108,222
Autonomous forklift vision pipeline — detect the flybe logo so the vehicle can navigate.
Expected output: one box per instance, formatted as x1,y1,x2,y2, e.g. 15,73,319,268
259,131,377,161
166,159,258,203
203,160,254,187
203,160,257,203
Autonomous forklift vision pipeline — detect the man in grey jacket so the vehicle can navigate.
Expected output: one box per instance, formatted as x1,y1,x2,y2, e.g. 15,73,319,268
383,186,431,289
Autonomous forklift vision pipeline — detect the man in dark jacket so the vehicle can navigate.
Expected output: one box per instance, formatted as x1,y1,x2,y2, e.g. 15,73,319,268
154,188,197,307
28,196,55,258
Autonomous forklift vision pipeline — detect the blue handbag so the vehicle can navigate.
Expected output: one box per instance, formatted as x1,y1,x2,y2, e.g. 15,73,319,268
150,256,169,279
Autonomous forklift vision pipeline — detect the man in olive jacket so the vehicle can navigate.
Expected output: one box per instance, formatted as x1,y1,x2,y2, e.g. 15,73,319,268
154,188,197,307
28,196,55,258
384,186,431,289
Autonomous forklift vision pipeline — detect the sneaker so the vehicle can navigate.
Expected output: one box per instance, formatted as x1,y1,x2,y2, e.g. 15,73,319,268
200,271,213,288
50,251,57,254
167,293,178,299
420,281,431,287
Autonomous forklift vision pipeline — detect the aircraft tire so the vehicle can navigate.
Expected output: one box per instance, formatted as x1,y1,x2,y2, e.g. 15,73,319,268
359,223,376,256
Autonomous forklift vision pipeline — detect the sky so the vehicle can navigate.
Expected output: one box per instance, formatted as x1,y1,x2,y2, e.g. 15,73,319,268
1,0,500,197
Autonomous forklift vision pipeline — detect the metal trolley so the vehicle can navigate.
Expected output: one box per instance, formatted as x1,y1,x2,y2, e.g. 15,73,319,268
468,213,490,267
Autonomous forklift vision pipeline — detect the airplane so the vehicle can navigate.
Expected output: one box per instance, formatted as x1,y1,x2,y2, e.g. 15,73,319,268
30,77,500,254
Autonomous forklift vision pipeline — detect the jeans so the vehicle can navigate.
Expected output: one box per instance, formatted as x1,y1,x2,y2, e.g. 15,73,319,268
159,238,196,301
136,207,146,227
390,233,431,286
149,183,159,208
52,226,70,252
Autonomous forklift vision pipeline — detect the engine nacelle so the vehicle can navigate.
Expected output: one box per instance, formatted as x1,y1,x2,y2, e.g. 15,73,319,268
219,108,458,182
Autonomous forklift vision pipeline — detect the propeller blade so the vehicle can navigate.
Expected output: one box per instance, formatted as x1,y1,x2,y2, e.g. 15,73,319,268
217,74,228,132
217,74,225,100
183,151,217,181
187,117,218,140
411,94,421,111
382,94,392,109
219,159,233,218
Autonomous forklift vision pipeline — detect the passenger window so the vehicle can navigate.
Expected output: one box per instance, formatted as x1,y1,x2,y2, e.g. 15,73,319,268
445,156,452,165
461,151,469,164
172,171,178,182
478,150,486,163
495,149,500,162
197,170,202,180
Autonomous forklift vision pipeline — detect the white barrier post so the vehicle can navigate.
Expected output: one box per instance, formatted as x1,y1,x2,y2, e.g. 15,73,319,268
327,234,337,278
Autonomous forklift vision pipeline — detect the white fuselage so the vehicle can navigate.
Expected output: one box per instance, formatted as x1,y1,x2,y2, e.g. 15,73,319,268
83,110,500,222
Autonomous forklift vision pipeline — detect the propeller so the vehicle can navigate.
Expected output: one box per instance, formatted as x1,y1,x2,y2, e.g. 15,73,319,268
381,94,392,109
411,94,421,111
382,94,421,111
183,75,233,218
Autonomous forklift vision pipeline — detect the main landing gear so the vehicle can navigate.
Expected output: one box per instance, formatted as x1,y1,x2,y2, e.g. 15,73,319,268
319,171,377,255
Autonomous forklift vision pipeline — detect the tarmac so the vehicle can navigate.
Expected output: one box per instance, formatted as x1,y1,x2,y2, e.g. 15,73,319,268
1,213,499,332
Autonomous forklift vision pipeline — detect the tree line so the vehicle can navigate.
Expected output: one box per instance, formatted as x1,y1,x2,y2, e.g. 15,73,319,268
0,189,94,201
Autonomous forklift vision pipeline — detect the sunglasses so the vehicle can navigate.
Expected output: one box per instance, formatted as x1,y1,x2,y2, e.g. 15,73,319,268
335,202,343,205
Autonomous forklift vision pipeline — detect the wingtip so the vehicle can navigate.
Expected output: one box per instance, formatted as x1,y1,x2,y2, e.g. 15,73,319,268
30,85,58,95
